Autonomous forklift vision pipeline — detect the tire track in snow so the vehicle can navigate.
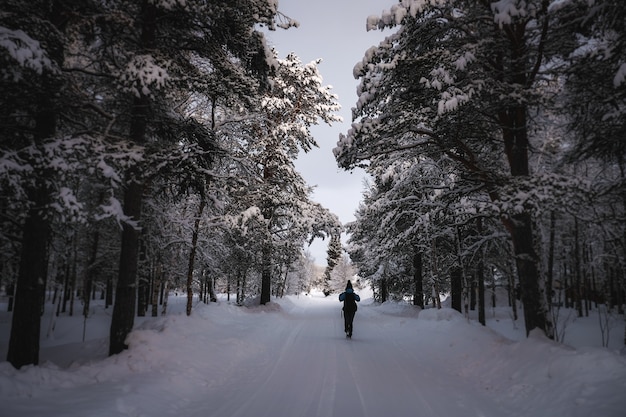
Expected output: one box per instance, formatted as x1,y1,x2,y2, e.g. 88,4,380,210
197,297,516,417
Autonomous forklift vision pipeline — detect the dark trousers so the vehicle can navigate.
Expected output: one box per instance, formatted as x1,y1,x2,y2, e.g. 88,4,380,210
343,310,356,336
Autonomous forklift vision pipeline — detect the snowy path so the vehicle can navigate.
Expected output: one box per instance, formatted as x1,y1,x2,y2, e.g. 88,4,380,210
2,293,625,417
199,296,513,417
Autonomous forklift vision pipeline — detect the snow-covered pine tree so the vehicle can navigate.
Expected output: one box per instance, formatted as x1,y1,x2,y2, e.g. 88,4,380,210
0,0,99,369
560,0,626,346
322,232,343,295
335,0,586,338
99,0,284,354
225,51,341,304
329,254,357,294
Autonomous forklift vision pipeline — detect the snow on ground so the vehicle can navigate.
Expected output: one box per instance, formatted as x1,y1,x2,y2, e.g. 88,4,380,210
0,290,625,417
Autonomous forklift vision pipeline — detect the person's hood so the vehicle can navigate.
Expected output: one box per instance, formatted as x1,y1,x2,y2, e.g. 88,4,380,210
346,288,354,294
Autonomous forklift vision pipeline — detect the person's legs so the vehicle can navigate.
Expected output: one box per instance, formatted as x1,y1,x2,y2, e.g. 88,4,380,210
345,311,355,337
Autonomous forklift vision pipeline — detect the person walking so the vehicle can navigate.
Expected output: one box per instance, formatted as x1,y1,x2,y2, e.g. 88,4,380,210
339,280,360,338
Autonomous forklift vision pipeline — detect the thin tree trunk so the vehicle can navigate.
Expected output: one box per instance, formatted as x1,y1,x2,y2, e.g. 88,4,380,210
546,211,556,309
431,239,441,309
478,266,485,325
413,250,424,308
574,217,583,317
137,238,148,317
209,275,217,302
186,197,206,316
199,272,205,303
241,270,248,304
68,233,77,317
159,274,165,306
236,273,241,304
161,281,169,316
451,267,463,313
279,258,291,298
477,217,485,325
563,261,571,309
508,256,518,321
380,278,388,303
583,243,590,316
260,242,272,305
151,263,160,317
83,227,96,320
433,281,442,309
105,275,113,308
470,279,477,311
7,281,15,312
491,267,496,309
61,256,70,314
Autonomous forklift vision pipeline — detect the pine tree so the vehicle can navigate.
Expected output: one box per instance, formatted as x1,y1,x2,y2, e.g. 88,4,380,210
322,233,343,295
336,0,589,337
226,51,341,304
1,0,98,368
101,0,282,354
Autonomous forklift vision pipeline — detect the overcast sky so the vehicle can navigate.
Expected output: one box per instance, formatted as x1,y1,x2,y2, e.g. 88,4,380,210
266,0,395,264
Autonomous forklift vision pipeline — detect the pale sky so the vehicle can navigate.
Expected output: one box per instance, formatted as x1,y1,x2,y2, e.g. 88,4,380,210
266,0,395,264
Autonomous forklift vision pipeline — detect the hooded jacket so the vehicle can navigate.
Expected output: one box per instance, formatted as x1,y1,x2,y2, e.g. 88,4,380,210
339,285,360,312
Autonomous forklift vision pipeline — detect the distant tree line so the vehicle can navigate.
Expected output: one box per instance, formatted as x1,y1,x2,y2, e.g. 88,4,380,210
335,0,626,343
0,0,341,368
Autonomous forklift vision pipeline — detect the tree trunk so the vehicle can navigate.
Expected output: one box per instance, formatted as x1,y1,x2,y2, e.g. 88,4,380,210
161,281,169,316
240,270,248,304
451,267,463,313
61,259,70,314
563,261,571,309
413,250,424,308
159,273,166,306
470,279,477,311
105,275,113,308
509,213,549,336
6,58,59,367
477,217,485,325
493,16,551,337
478,265,485,325
547,211,556,309
6,194,51,368
68,233,77,317
109,0,156,356
508,257,518,321
260,243,272,305
151,263,160,317
491,266,496,309
7,281,15,312
574,217,583,317
83,227,99,320
499,103,550,337
379,278,388,303
137,238,148,317
109,179,143,355
186,197,206,316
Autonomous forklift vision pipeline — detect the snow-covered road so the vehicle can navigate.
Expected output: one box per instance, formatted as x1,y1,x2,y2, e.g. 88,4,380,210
205,296,513,417
1,292,625,417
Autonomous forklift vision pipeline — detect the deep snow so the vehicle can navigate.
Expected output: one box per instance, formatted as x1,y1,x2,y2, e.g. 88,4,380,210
0,290,625,417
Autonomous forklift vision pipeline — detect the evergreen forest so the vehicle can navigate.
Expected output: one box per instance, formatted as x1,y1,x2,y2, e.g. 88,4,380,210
1,0,625,370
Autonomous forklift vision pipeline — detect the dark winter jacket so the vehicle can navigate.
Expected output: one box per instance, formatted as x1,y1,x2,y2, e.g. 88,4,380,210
339,288,360,312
